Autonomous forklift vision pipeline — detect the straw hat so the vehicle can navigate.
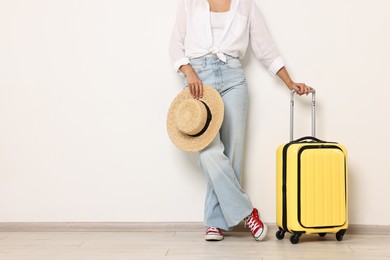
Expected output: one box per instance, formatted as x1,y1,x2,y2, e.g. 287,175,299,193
166,85,224,152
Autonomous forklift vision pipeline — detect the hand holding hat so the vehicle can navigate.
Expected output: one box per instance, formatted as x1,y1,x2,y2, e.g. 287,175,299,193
166,85,224,152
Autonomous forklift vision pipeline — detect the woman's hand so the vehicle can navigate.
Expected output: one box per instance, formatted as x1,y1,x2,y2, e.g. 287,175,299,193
179,64,203,99
276,67,312,95
287,82,313,95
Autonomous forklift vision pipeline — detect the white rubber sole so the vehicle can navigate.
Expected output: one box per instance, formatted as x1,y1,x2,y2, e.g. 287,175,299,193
205,233,224,241
254,223,268,241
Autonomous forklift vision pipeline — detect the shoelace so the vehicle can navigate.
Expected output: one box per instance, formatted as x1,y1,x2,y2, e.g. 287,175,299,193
206,227,221,234
245,210,262,233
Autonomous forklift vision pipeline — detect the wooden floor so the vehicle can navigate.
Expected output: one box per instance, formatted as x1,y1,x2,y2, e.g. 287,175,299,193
0,224,390,260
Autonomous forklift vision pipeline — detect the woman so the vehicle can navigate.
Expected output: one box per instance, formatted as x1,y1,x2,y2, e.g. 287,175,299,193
169,0,311,241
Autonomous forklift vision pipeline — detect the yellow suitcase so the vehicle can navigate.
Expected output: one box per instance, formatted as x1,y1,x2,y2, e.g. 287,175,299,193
276,90,348,244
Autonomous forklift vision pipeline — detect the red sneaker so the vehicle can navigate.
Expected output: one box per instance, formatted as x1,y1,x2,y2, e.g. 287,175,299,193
245,208,268,241
205,227,224,241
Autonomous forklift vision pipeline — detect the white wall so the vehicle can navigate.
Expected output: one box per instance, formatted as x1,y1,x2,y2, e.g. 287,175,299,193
0,0,389,225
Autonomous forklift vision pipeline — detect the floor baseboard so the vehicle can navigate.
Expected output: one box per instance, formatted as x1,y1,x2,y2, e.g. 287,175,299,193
1,222,389,235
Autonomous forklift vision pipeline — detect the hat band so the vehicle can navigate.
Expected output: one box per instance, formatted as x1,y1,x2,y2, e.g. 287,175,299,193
188,101,212,137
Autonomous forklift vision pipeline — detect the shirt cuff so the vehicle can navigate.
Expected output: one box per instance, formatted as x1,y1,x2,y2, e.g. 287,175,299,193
174,57,190,73
268,56,284,76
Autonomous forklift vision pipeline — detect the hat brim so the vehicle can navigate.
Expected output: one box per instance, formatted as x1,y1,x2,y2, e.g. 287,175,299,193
167,85,224,152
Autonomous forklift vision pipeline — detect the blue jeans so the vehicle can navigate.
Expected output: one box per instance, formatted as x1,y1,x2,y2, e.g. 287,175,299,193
188,55,253,231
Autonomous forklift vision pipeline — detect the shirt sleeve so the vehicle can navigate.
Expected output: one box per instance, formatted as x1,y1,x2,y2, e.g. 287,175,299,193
249,2,284,76
169,0,190,73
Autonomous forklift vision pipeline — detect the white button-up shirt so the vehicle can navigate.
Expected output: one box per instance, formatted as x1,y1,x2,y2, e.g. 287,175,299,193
169,0,284,75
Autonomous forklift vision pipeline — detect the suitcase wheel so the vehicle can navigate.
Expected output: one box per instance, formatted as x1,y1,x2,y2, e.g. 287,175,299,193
336,229,347,241
275,229,286,240
290,233,302,244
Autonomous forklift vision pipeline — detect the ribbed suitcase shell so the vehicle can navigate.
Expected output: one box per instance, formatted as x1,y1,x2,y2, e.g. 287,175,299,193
276,140,348,240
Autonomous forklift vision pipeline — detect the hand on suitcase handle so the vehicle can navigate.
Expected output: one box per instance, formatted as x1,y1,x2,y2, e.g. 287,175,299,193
291,89,316,96
288,82,313,96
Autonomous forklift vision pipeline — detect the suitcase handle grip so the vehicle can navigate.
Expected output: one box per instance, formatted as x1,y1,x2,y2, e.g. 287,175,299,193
290,89,316,142
292,136,324,143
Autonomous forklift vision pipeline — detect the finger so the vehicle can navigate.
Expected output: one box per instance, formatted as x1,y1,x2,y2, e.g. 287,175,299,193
304,85,311,95
189,84,196,98
194,84,200,99
297,85,302,95
300,84,307,95
299,84,306,95
295,85,303,95
199,83,204,99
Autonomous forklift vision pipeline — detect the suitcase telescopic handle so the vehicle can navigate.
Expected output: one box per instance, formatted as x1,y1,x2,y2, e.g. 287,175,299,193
290,89,316,142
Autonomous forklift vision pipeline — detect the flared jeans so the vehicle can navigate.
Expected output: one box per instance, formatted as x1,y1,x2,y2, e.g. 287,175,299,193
189,55,253,231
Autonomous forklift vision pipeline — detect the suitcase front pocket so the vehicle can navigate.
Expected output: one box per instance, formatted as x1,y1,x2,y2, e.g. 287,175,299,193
298,146,347,228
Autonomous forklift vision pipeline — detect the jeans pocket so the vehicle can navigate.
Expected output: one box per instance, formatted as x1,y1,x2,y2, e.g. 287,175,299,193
226,58,242,69
190,59,205,72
